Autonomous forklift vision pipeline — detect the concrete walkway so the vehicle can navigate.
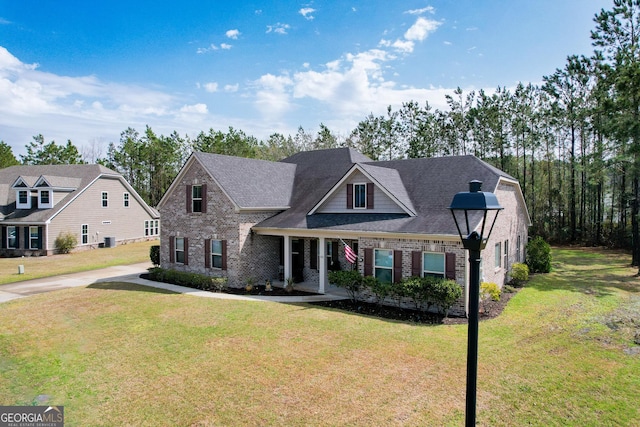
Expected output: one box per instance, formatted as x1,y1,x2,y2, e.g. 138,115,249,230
0,263,348,304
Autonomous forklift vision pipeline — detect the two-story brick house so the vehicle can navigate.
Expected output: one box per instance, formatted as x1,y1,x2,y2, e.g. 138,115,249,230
0,164,160,256
157,148,530,315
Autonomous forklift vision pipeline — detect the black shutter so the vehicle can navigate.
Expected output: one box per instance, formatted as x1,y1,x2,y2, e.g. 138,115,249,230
169,237,175,263
366,183,374,209
364,248,373,276
186,185,192,213
346,184,353,209
201,184,207,213
205,239,211,268
310,239,318,270
24,227,29,249
221,240,227,270
393,250,402,283
183,237,189,265
411,251,422,277
1,226,5,249
446,253,456,280
38,226,43,250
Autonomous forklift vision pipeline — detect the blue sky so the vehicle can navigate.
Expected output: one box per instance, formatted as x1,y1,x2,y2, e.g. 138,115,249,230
1,0,611,157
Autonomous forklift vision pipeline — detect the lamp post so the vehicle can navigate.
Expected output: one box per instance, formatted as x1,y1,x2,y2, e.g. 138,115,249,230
449,180,503,427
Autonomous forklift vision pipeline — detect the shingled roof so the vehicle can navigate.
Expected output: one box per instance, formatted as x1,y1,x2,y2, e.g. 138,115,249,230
254,150,515,236
0,164,157,222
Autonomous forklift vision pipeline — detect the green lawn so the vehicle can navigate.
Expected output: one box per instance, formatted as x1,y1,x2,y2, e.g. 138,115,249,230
0,247,638,426
0,240,156,285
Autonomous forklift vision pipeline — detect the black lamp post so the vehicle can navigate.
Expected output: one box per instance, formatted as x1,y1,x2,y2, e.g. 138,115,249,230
449,180,503,427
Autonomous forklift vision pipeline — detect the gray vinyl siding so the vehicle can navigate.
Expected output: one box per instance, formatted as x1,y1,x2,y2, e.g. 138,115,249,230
317,171,405,214
47,176,157,250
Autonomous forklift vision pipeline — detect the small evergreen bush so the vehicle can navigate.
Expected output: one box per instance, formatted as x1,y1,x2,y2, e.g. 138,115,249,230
55,231,77,254
510,262,529,285
526,236,552,273
150,245,160,266
328,270,362,302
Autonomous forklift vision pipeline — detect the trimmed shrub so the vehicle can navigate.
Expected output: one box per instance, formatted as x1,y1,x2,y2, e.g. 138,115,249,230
431,279,463,315
480,282,501,302
526,236,552,273
146,267,227,292
510,262,529,286
55,231,77,254
364,276,392,306
328,270,363,302
150,245,160,267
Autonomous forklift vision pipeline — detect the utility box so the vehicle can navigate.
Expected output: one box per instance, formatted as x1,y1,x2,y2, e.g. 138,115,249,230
104,237,117,248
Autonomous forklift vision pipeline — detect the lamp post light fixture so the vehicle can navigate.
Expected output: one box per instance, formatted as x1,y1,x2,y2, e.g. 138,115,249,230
449,180,503,427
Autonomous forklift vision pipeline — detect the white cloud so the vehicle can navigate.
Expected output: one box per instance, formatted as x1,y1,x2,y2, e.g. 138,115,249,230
266,23,290,35
180,103,208,114
220,43,232,50
224,84,239,92
204,82,218,92
197,44,219,54
226,29,240,39
404,17,440,41
252,73,294,117
405,6,435,15
299,7,316,20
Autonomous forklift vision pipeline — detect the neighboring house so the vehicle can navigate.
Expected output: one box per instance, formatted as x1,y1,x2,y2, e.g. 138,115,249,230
158,148,530,315
0,164,160,256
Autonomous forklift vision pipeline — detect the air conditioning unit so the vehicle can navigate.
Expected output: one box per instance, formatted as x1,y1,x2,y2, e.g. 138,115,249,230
104,237,117,248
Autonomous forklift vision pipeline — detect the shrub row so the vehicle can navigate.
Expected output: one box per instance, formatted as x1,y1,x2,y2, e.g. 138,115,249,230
328,270,462,316
147,267,227,292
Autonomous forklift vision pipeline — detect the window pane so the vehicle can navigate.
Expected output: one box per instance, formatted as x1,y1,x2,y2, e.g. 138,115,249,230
354,184,366,208
424,253,444,274
375,268,392,283
212,255,223,269
192,185,202,199
374,249,393,268
8,227,16,248
211,239,222,255
176,237,184,251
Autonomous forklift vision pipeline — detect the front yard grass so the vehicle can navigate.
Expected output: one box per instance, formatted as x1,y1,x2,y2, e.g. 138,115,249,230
0,240,156,285
0,246,638,426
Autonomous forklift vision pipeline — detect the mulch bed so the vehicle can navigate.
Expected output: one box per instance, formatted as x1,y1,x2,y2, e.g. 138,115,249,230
140,274,520,325
309,287,520,325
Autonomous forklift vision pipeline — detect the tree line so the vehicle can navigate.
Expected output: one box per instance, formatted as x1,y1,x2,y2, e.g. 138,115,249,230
2,1,640,264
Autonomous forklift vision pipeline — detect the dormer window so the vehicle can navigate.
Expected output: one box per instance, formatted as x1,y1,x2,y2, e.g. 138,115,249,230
39,189,52,208
354,183,366,209
17,190,31,209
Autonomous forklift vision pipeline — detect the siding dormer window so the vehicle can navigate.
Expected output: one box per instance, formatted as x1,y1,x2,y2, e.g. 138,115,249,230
17,190,31,209
354,183,366,209
39,190,52,208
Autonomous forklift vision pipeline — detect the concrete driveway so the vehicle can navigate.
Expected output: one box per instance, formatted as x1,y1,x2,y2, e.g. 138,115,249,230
0,263,346,304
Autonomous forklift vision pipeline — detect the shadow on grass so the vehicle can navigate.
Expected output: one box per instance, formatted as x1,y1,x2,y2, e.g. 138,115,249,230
88,281,178,294
525,247,640,297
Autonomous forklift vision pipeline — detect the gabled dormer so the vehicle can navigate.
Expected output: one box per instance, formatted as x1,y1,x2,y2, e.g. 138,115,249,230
34,176,54,209
12,177,33,209
308,164,416,216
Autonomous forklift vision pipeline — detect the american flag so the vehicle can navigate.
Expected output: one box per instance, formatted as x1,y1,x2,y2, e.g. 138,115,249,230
344,242,357,264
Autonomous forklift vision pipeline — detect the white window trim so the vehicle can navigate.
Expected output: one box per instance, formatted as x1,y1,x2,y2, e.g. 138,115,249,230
422,251,445,278
7,226,17,249
353,183,367,209
29,226,39,250
495,242,502,270
81,224,88,245
211,239,223,269
123,192,130,208
175,237,185,264
102,191,108,208
16,190,31,209
192,185,203,212
374,248,394,283
38,189,53,209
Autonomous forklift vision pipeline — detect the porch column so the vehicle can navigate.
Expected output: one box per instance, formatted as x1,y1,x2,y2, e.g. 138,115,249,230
318,236,326,294
283,236,292,282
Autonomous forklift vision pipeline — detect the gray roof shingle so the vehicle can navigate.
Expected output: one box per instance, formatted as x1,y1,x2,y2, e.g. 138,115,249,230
255,151,514,236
